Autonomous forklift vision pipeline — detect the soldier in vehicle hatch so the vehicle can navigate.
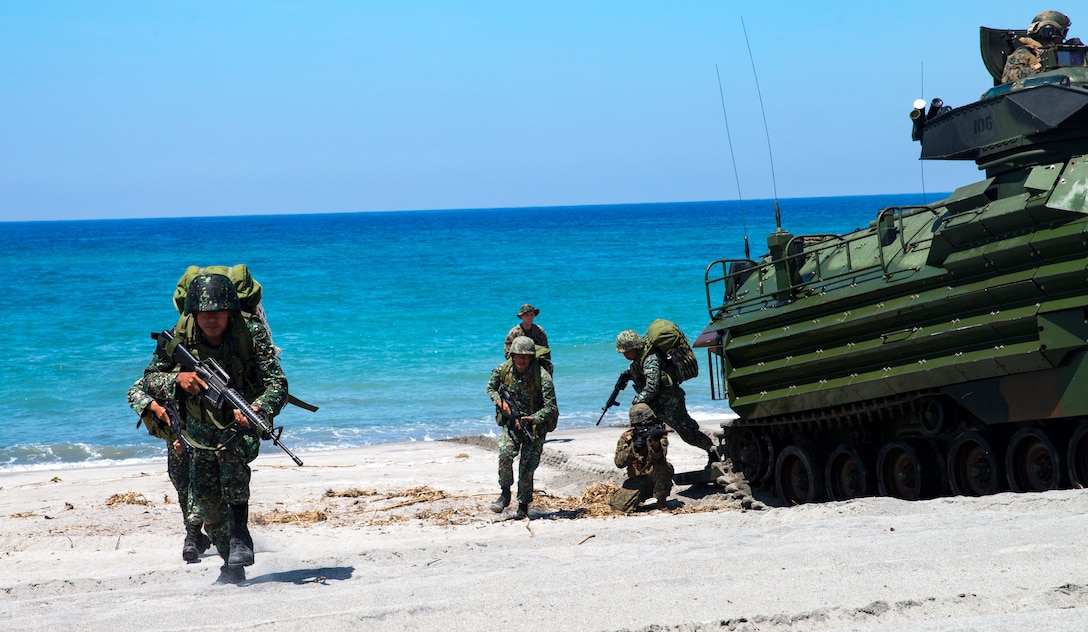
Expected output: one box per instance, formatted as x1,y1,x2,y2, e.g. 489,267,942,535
1002,11,1074,83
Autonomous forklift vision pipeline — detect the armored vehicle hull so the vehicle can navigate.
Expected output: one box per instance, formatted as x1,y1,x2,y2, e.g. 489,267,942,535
696,38,1088,504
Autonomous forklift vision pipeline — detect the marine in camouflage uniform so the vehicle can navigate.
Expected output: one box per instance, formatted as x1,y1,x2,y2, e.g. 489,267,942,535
486,335,559,519
503,303,553,375
141,273,287,583
126,376,211,562
611,404,674,512
615,329,715,458
1002,10,1072,83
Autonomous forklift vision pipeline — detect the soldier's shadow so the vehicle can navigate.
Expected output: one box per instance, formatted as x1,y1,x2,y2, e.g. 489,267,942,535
244,566,355,585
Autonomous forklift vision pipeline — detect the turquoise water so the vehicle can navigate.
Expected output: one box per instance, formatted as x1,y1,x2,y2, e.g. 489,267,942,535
0,195,936,470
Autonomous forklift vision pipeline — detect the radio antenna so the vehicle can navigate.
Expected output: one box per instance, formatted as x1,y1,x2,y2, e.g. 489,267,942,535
715,63,750,259
740,16,782,229
919,61,928,204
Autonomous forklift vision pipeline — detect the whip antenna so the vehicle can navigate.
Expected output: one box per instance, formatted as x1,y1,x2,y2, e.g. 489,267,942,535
919,61,928,204
740,16,782,229
716,63,750,259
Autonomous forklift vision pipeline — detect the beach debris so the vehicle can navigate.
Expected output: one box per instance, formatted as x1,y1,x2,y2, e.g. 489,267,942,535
105,492,151,506
577,534,595,545
50,477,62,483
254,508,328,525
325,487,381,498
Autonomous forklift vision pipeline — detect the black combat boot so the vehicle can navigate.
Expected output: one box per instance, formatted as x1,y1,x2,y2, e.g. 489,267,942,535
216,561,246,584
182,523,203,562
514,502,529,520
196,528,213,555
227,503,255,567
489,487,511,513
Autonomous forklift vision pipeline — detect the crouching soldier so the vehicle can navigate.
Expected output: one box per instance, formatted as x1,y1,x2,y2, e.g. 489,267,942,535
610,403,674,512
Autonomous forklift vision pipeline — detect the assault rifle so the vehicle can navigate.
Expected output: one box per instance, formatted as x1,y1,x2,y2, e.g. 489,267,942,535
156,398,193,453
632,422,668,451
151,330,304,466
595,370,631,425
497,385,534,444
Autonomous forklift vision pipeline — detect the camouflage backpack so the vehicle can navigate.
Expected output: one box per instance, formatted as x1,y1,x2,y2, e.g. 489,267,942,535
171,264,318,413
642,319,699,384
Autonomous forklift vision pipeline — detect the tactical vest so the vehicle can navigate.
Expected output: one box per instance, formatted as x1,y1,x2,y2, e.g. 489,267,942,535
171,313,258,430
497,358,556,433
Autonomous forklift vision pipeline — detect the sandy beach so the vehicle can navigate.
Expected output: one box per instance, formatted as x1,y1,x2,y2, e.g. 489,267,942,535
4,424,1088,631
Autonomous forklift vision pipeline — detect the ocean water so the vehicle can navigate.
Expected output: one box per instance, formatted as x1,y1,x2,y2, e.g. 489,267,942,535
0,194,936,471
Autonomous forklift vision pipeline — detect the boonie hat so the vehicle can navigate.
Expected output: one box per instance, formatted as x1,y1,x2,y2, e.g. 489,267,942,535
517,303,540,318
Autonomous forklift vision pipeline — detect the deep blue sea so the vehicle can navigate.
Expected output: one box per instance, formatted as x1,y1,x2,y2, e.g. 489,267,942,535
0,195,937,471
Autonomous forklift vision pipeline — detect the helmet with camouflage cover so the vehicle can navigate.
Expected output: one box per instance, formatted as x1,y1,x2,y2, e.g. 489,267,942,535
509,335,536,356
629,403,656,426
183,273,241,314
615,329,644,353
1029,10,1071,39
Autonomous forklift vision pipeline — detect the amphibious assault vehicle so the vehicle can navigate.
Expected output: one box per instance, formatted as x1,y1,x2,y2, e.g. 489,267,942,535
696,28,1088,504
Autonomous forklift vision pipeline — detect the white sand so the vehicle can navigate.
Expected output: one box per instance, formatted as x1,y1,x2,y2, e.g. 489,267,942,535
3,426,1088,631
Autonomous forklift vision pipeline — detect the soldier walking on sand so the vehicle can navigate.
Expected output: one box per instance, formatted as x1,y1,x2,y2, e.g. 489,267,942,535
504,303,553,375
140,273,288,584
486,336,559,519
127,376,213,562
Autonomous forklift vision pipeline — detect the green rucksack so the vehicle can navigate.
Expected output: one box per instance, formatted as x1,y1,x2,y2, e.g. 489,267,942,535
642,319,699,384
171,264,318,413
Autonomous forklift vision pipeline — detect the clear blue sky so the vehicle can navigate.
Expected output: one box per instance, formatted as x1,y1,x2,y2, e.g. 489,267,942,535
0,1,1052,221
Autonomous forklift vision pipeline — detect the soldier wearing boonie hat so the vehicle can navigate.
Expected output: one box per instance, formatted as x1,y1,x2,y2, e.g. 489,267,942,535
503,303,553,374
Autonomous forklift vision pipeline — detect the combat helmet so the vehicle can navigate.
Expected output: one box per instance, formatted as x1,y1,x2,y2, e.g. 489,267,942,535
184,273,241,314
629,403,656,426
1029,10,1071,39
615,329,644,353
509,335,536,356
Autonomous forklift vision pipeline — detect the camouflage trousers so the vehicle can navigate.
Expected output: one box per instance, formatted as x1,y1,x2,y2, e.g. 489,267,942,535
497,425,545,506
652,388,714,453
166,443,203,528
610,461,675,512
190,435,258,558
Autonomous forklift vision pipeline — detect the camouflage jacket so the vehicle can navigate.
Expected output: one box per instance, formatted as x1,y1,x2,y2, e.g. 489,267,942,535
503,323,549,356
486,359,558,435
126,374,179,441
614,427,669,477
141,317,288,439
628,349,673,405
1002,38,1048,83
